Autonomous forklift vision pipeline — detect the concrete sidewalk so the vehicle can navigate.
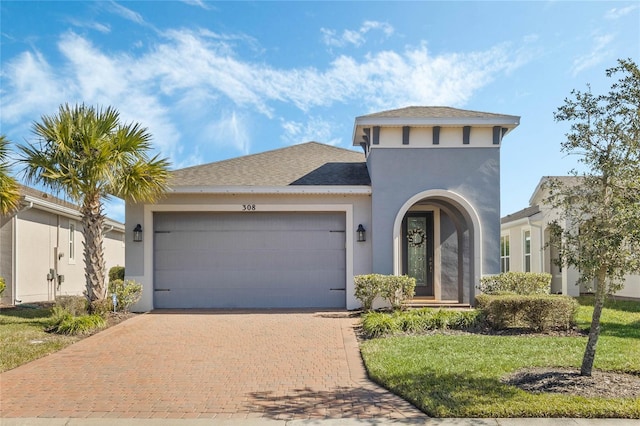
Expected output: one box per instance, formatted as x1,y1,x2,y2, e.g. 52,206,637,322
0,417,634,425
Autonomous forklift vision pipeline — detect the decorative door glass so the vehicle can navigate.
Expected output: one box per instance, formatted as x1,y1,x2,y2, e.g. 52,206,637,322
407,216,428,288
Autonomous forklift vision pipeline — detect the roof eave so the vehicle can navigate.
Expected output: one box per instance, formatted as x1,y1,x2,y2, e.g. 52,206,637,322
169,185,372,195
352,116,520,146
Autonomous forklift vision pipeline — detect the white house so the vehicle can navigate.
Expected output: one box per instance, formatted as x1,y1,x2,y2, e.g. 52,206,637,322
126,106,520,310
501,176,640,300
0,185,125,305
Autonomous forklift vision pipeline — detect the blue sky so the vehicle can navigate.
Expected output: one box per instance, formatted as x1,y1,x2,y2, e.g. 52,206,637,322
1,1,639,223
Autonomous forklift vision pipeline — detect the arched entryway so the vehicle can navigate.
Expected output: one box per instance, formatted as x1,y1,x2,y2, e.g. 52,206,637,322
392,190,482,304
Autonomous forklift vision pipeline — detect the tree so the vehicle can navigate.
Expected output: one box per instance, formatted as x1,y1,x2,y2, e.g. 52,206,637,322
19,104,171,308
0,135,21,214
545,58,640,376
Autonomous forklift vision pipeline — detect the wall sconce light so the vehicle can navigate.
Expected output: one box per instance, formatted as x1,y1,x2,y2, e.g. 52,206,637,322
357,224,366,242
133,224,143,242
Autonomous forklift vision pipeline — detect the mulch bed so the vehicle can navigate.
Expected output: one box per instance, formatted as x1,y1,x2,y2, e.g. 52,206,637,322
502,367,640,398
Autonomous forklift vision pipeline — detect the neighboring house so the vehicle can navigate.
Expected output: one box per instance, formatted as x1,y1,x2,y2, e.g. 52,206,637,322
0,185,125,306
501,176,640,300
126,106,520,310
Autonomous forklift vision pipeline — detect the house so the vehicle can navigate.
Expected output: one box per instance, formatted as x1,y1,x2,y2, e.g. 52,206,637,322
126,106,520,310
0,185,125,306
501,176,640,300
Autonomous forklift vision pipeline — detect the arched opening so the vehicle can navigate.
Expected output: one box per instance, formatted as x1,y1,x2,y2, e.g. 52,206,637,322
392,190,481,304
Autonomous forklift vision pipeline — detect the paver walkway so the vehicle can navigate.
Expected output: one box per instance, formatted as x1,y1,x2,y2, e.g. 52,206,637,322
0,310,427,421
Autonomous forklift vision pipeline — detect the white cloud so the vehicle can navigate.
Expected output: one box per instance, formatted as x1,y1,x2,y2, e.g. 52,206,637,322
107,1,146,25
281,117,342,146
321,21,394,48
0,50,68,125
180,0,214,11
571,33,615,76
203,111,251,155
604,5,638,20
67,18,111,34
1,28,529,161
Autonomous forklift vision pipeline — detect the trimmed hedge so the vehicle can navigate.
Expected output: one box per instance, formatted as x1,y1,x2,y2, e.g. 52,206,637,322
354,274,416,310
479,272,551,295
475,294,579,331
108,266,125,283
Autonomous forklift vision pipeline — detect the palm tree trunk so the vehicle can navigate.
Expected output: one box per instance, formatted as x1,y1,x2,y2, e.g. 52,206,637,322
82,192,106,306
580,267,607,376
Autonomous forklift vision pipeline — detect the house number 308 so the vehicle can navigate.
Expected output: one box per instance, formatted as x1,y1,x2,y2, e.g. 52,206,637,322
242,204,256,211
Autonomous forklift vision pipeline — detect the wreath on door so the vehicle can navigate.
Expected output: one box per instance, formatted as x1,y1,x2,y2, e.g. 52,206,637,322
408,228,426,248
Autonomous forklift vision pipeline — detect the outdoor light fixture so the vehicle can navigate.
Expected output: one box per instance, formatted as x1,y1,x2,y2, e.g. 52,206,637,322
357,224,366,242
133,224,143,242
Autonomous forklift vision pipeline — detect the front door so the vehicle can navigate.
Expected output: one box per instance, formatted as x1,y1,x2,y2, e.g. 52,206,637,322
403,212,435,297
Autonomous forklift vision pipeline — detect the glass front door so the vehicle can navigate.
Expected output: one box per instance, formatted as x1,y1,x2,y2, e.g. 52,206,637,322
403,212,434,296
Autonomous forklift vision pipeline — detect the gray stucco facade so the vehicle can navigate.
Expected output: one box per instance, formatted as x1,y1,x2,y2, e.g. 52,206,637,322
367,147,501,304
127,106,519,310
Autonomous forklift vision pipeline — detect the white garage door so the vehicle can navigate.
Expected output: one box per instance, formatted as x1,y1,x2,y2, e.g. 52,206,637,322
153,212,346,308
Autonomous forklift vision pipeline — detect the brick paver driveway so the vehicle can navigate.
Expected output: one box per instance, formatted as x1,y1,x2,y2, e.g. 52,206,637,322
0,310,427,421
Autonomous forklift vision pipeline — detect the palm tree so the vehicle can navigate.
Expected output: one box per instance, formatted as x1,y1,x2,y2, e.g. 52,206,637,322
19,104,170,307
0,135,21,215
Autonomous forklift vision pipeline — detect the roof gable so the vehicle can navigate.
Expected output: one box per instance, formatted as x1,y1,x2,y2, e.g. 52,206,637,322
170,141,370,188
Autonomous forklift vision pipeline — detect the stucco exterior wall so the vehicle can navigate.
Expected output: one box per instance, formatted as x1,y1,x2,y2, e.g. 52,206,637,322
126,192,372,311
367,147,501,287
0,207,125,305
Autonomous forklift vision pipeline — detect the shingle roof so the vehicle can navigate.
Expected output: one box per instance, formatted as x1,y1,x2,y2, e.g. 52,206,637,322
357,106,517,120
19,184,79,211
501,205,541,224
170,142,370,187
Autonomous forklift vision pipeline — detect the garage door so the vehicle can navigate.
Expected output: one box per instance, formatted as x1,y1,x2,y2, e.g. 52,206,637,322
153,212,346,308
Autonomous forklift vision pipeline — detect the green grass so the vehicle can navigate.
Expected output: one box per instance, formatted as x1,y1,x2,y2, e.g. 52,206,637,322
0,306,80,372
360,297,640,418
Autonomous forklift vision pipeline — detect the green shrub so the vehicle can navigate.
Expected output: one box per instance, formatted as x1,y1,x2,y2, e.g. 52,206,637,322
0,276,5,296
361,311,400,338
354,274,416,310
354,274,384,311
479,272,551,295
55,295,88,316
361,308,482,338
108,266,125,283
379,275,416,310
47,306,106,335
89,298,113,316
476,294,579,331
396,310,430,333
108,279,143,313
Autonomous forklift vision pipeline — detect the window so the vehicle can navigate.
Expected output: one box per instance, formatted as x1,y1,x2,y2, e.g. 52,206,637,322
500,235,510,272
524,230,531,272
69,221,76,262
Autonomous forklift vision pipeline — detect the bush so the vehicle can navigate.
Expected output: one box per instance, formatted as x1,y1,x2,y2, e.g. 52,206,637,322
0,276,5,296
361,311,401,338
47,306,106,335
89,298,113,316
55,295,88,316
108,266,125,283
361,308,482,338
479,272,551,295
379,275,416,310
354,274,384,311
108,279,143,313
354,274,416,311
476,294,579,331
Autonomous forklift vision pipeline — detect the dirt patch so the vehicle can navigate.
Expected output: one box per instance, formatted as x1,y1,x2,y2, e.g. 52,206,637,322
502,367,640,399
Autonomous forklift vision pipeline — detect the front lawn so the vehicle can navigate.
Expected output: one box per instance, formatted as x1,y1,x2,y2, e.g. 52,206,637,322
0,306,80,372
360,297,640,418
